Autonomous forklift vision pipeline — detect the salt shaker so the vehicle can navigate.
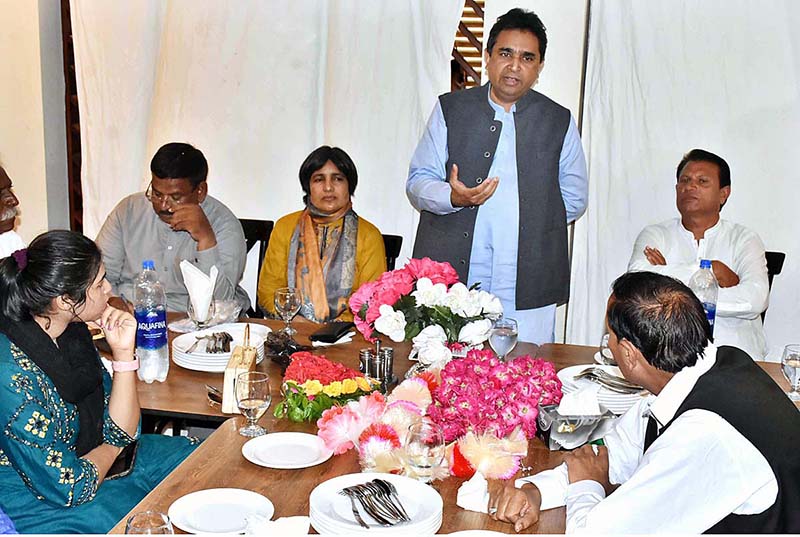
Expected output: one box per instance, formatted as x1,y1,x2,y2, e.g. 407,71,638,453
359,349,374,377
379,347,394,384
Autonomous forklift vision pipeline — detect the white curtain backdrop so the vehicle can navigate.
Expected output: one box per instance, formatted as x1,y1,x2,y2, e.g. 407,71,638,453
71,0,463,304
569,0,800,361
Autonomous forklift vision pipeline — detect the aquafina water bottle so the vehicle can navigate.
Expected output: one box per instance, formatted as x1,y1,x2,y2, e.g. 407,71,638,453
134,260,169,383
688,259,719,335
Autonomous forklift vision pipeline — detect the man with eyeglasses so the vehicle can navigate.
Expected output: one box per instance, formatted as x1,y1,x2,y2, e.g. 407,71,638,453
406,8,588,345
96,142,249,313
0,164,25,258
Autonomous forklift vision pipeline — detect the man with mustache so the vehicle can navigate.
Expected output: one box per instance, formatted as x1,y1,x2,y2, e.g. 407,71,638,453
96,142,249,313
0,165,24,258
407,8,588,344
627,149,769,359
489,272,800,533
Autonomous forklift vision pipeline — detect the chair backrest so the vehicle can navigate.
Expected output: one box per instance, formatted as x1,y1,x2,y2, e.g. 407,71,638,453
382,234,403,271
239,219,274,317
762,251,786,322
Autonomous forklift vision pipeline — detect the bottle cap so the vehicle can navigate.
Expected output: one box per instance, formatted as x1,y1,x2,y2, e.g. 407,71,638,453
142,260,155,270
699,259,712,269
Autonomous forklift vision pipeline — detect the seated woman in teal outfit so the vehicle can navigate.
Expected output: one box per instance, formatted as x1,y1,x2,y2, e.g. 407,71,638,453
0,231,197,534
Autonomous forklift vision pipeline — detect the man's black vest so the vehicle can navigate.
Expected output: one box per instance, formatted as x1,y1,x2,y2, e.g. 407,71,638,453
649,346,800,533
411,84,571,309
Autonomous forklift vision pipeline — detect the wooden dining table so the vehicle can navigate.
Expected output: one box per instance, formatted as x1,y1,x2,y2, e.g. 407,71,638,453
109,316,794,534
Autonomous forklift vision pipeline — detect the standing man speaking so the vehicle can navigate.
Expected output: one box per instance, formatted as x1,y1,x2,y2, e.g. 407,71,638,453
406,8,588,343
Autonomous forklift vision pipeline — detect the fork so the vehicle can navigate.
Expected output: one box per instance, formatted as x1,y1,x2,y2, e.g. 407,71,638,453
372,479,410,521
339,490,370,529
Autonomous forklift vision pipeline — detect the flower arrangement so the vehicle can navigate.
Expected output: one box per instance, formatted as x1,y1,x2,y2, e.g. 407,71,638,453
348,258,503,369
315,349,562,480
273,352,375,422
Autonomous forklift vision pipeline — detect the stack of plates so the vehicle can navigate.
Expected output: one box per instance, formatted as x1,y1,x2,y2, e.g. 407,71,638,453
558,364,648,415
309,473,442,535
172,323,269,373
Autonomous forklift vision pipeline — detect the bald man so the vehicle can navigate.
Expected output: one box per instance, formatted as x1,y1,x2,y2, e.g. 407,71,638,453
0,166,24,257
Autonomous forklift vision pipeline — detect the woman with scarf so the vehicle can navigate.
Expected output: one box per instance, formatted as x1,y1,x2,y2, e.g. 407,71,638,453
0,231,197,533
257,146,387,322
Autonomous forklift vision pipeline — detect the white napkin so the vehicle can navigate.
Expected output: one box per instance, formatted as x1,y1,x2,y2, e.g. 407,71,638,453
311,331,355,347
245,515,310,535
179,260,217,322
456,471,490,513
557,384,602,416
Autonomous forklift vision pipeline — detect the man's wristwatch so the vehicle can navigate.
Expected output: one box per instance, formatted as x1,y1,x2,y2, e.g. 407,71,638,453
112,359,139,372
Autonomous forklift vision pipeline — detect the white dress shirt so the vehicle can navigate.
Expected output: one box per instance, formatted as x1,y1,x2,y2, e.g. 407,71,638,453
519,345,777,533
627,218,769,359
0,231,25,259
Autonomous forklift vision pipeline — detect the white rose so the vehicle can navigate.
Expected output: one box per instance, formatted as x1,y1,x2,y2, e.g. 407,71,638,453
412,324,447,351
417,339,453,367
477,290,503,317
458,318,492,345
443,282,471,315
374,304,407,342
411,277,448,307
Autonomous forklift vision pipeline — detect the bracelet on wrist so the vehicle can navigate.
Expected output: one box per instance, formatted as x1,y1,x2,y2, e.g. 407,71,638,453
112,358,139,372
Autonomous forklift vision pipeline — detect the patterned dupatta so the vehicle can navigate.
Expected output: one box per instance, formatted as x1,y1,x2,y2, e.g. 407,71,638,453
287,202,358,322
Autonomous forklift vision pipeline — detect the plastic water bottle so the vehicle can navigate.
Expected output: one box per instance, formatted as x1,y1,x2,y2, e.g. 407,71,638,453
133,260,169,383
688,259,718,335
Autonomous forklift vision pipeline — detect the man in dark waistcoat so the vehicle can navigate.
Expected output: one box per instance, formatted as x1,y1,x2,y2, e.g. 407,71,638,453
406,8,588,344
489,271,800,533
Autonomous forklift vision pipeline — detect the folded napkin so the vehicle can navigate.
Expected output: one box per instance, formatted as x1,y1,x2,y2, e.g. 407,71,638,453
245,515,309,535
456,471,490,513
179,261,218,322
557,384,602,416
311,331,355,347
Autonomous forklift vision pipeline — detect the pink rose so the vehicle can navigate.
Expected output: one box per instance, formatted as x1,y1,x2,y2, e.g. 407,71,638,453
404,258,461,286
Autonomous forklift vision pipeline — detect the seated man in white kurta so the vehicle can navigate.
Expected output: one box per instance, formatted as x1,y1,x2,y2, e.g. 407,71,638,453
627,149,768,359
0,165,25,258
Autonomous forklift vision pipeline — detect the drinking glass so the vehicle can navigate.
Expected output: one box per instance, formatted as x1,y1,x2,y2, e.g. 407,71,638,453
489,317,518,361
187,298,215,330
781,344,800,402
405,421,445,483
598,333,616,365
235,371,271,437
125,511,173,534
274,287,301,335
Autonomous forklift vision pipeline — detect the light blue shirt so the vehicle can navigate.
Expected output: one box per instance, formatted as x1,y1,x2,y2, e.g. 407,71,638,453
406,88,588,343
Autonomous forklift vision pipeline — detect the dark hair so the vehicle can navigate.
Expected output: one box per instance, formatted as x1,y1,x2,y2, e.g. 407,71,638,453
607,272,711,373
0,230,102,321
150,142,208,187
298,146,358,205
486,8,548,60
676,148,731,189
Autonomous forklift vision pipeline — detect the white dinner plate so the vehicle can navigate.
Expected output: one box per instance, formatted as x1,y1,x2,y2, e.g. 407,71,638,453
242,432,333,469
168,488,274,534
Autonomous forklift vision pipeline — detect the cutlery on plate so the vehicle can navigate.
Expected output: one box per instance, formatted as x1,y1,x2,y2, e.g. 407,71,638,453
573,367,645,394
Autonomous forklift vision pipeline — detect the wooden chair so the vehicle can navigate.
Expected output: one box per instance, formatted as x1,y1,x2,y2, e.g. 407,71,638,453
239,219,274,317
762,251,786,322
382,234,403,270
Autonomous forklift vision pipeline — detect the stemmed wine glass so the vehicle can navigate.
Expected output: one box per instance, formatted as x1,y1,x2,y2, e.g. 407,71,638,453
235,371,271,437
125,511,174,534
406,421,445,484
274,287,301,335
598,333,616,365
489,317,518,361
781,344,800,401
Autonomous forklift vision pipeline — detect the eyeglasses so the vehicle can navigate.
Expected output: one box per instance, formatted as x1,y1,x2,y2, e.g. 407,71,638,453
144,182,197,207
